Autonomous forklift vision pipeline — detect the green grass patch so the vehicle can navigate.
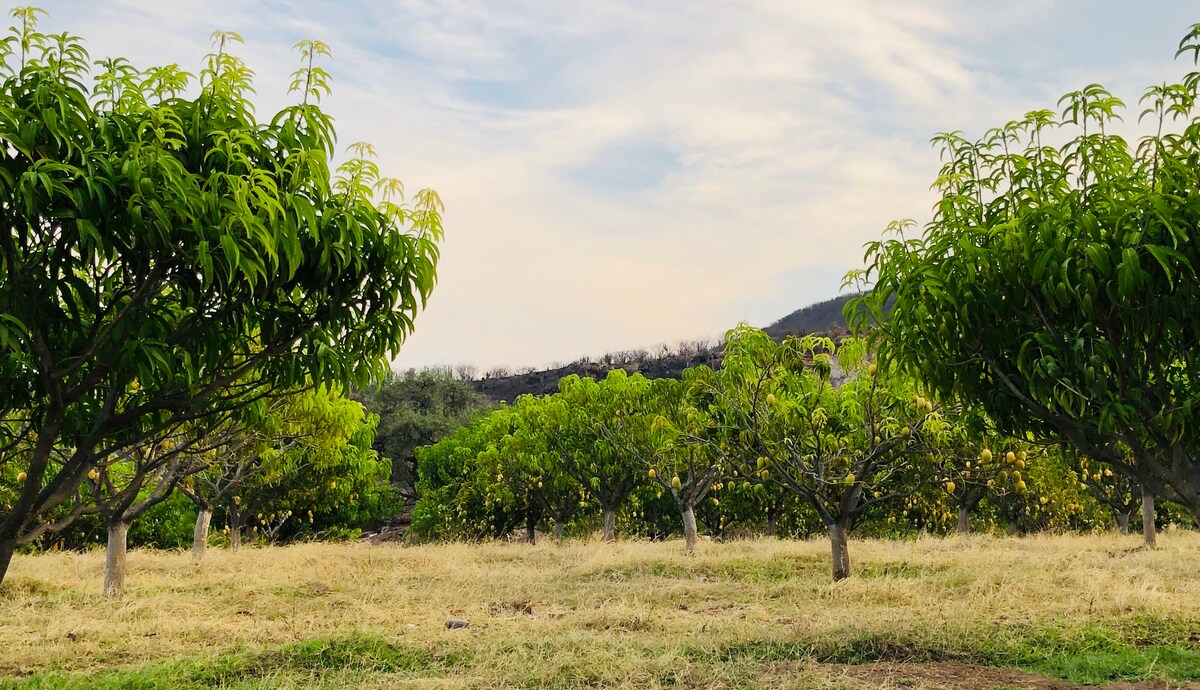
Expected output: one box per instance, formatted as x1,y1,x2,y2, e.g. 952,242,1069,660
9,619,1200,688
2,632,469,690
696,616,1200,685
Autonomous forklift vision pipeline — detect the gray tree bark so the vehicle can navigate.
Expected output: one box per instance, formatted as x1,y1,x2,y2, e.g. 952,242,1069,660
229,503,241,553
602,509,616,542
957,507,971,535
829,522,851,581
103,521,130,599
1142,486,1157,548
192,507,212,561
1115,512,1130,535
681,505,698,555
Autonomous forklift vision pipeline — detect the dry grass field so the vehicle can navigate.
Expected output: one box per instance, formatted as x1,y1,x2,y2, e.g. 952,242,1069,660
2,532,1200,688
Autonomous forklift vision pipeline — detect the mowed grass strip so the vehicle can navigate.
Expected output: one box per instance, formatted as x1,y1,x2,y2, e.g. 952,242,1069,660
1,533,1199,687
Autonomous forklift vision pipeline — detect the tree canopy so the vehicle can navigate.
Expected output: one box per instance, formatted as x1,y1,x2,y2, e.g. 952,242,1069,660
0,8,442,583
849,25,1200,519
355,368,488,500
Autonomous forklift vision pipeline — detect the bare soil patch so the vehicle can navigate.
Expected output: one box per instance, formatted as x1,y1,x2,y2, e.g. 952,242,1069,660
824,661,1200,689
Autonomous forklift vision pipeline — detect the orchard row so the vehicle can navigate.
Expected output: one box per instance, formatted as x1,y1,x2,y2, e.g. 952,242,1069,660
413,327,1179,580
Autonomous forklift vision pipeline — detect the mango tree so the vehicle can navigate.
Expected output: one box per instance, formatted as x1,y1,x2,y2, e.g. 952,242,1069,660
1076,454,1154,545
88,424,212,596
984,448,1092,535
623,372,726,554
848,27,1200,523
412,425,489,540
180,387,376,557
935,406,1035,535
509,395,587,543
717,477,814,538
10,407,235,596
413,415,523,540
0,10,443,584
235,397,387,546
714,327,949,580
555,373,643,542
355,369,488,501
473,404,543,543
898,440,1028,537
178,415,279,558
626,483,679,540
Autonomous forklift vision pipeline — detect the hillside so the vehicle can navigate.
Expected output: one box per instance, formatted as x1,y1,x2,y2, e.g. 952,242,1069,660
762,293,856,339
472,294,855,402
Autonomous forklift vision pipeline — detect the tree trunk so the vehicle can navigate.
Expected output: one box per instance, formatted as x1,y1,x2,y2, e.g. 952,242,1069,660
765,515,778,537
681,505,698,555
525,514,537,545
553,521,564,544
192,507,212,561
828,522,851,581
1006,520,1019,537
103,521,130,599
957,507,971,536
1142,487,1157,548
229,504,241,553
0,538,15,588
602,508,616,543
1115,512,1130,535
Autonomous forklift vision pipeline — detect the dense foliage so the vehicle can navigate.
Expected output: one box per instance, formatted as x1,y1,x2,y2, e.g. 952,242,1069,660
31,387,394,554
848,26,1200,520
354,368,489,500
0,7,442,588
411,325,1156,580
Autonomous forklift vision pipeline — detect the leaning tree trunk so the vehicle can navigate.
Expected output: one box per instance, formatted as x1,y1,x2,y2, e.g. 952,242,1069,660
828,521,851,581
957,507,971,536
1142,487,1157,548
103,521,130,599
1115,512,1130,535
192,507,212,561
0,538,16,588
681,505,698,555
601,508,617,543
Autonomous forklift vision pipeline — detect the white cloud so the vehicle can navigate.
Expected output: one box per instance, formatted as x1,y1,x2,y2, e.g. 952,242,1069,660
39,0,1199,370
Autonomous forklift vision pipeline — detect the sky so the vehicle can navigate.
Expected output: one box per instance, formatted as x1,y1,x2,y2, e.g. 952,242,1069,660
43,0,1200,371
